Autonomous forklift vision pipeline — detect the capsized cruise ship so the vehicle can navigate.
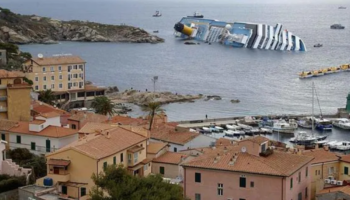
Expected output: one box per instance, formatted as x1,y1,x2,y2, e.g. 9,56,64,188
174,17,307,51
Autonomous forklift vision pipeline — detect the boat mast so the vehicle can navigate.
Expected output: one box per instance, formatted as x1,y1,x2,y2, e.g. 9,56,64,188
312,82,315,134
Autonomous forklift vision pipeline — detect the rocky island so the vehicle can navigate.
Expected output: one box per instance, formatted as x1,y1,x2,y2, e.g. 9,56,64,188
107,90,203,106
0,7,164,44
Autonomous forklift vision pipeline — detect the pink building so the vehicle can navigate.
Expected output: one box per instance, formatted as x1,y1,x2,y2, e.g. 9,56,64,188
183,136,314,200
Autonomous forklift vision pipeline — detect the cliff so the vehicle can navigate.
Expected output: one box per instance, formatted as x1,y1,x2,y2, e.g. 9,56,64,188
0,8,164,44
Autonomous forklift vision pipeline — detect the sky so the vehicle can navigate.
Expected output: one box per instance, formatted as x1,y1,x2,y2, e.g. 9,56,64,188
2,0,350,3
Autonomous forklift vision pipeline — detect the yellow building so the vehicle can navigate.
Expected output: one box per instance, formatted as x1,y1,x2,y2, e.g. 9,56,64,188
339,154,350,181
36,125,151,200
0,70,31,121
303,148,340,200
24,55,106,109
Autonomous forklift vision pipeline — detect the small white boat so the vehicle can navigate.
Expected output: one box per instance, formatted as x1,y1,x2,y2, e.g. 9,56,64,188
297,117,314,129
153,11,162,17
333,118,350,130
332,141,350,151
237,123,253,130
202,127,210,131
272,119,298,134
325,140,337,146
289,131,317,145
226,124,239,130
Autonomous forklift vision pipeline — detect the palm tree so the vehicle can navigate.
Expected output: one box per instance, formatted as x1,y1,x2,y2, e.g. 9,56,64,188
38,89,56,105
91,96,116,116
142,102,162,130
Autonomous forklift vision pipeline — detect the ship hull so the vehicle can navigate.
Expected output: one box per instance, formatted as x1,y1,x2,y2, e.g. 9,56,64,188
174,17,307,52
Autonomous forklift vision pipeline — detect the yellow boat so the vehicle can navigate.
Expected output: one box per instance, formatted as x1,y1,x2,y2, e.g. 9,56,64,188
299,71,313,79
341,64,350,71
312,70,324,77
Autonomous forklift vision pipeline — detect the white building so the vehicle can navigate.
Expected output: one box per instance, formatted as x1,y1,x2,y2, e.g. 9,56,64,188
6,114,78,155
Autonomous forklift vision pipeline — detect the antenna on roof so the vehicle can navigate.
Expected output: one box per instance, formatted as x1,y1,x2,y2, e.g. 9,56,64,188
38,53,44,59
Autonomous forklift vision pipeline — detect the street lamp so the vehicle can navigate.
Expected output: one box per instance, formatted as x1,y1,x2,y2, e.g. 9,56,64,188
152,76,158,92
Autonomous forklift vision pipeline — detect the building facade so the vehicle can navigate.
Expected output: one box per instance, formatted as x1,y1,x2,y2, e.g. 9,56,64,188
35,127,151,200
182,136,313,200
0,70,31,121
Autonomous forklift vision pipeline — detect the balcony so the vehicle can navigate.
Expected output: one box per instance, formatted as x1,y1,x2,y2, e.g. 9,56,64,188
0,85,7,90
0,96,7,101
47,173,70,183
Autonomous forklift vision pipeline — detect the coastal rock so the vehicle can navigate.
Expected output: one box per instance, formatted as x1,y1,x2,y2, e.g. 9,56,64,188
231,99,240,103
0,7,164,44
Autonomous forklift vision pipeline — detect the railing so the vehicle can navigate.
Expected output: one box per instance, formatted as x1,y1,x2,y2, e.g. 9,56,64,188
47,173,70,183
0,107,7,112
9,142,59,154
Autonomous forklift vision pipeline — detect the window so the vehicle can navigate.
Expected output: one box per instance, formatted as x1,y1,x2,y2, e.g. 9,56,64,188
71,124,76,129
51,84,54,89
306,167,308,177
298,171,301,183
261,143,266,152
59,84,63,89
113,156,116,165
239,199,246,200
43,85,47,90
51,76,54,81
68,83,72,89
144,164,148,171
79,65,83,70
160,166,164,175
35,77,38,81
250,181,254,188
68,74,71,81
79,73,83,78
68,66,72,72
329,167,334,175
195,172,201,183
345,167,349,175
1,133,5,140
16,135,21,144
174,147,177,152
73,82,78,87
79,82,83,88
240,177,246,188
81,187,86,197
59,75,62,80
58,66,62,71
43,76,46,81
62,186,67,194
50,66,54,72
298,192,302,200
78,92,85,97
195,193,201,200
35,86,39,90
73,74,78,78
31,142,36,150
305,187,308,198
42,67,46,72
217,183,223,196
74,65,77,69
103,162,107,170
120,153,123,162
290,178,293,189
128,154,132,164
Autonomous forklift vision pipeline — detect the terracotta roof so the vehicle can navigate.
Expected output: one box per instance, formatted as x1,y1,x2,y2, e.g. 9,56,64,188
303,149,340,164
150,124,200,145
29,56,85,66
141,158,152,164
340,154,350,163
78,122,116,135
9,122,78,138
69,111,108,124
0,70,25,78
0,119,18,131
318,185,350,196
241,136,269,145
31,101,67,115
109,115,147,126
216,138,234,146
183,147,313,177
127,145,144,153
50,127,147,159
147,142,168,154
38,112,61,118
47,159,71,166
30,120,45,125
153,152,188,165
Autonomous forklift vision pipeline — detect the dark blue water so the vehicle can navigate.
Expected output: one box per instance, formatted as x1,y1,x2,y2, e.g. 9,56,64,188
3,0,350,122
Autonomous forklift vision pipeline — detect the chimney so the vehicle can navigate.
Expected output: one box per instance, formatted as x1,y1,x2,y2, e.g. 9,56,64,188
216,153,221,160
106,131,110,139
224,146,228,153
323,145,329,151
229,158,234,166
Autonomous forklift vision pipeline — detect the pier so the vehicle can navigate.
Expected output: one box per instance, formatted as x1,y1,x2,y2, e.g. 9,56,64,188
176,113,339,129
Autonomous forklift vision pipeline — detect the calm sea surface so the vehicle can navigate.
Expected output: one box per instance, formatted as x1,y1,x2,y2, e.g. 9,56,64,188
4,0,350,128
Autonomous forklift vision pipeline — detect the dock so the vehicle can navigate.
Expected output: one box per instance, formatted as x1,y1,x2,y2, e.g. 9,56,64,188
176,113,338,129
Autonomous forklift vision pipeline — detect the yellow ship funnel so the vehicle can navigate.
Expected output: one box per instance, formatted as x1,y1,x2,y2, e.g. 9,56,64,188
174,22,194,36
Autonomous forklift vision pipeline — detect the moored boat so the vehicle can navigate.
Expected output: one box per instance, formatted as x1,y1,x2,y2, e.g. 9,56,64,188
289,131,317,145
312,70,324,77
333,118,350,130
188,11,204,18
297,117,314,129
315,118,333,131
330,141,350,151
153,11,162,17
272,119,298,134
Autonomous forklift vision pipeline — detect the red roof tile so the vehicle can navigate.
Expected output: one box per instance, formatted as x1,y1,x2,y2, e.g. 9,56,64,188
9,122,78,138
153,152,188,165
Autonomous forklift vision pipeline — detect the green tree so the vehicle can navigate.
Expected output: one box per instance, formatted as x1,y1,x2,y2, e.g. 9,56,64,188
91,96,115,116
142,102,162,130
90,165,186,200
38,89,56,105
8,148,47,181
